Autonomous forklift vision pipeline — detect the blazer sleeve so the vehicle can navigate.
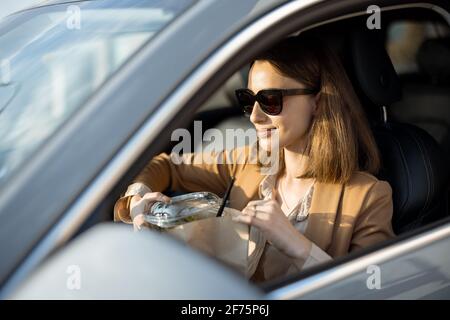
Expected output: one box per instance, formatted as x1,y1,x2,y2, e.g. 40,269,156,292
349,180,396,252
114,148,241,223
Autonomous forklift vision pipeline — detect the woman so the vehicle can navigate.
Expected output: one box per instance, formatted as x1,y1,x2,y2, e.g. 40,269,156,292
114,36,395,282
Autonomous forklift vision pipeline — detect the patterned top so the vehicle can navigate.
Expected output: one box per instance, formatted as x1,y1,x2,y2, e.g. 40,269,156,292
259,173,315,224
252,173,331,282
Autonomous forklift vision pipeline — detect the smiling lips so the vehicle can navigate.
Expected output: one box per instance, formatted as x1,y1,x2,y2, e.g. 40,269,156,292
257,128,277,138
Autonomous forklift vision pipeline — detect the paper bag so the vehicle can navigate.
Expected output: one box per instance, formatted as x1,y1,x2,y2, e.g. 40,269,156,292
165,208,266,278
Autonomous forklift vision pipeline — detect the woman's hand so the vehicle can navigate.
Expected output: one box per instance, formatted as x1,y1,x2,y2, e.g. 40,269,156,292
130,192,171,231
233,199,312,260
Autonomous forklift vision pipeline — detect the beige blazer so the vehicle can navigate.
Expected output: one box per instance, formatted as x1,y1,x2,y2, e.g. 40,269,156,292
114,145,395,262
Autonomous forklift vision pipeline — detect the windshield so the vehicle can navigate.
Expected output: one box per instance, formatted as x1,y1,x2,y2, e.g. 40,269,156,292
0,0,194,186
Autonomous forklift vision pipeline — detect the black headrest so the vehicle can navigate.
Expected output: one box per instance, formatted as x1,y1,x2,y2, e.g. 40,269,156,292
417,37,450,84
350,31,402,107
374,122,449,233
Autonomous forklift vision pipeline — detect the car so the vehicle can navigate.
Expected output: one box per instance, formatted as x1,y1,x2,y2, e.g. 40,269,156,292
0,0,449,299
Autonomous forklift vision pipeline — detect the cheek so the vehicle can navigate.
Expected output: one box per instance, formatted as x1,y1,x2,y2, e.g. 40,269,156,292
278,100,314,139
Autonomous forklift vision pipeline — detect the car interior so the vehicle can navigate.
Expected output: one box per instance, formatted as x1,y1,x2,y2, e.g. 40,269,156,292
184,7,450,236
73,5,450,287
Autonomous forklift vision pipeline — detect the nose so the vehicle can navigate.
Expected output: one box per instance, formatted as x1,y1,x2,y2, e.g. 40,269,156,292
249,102,268,124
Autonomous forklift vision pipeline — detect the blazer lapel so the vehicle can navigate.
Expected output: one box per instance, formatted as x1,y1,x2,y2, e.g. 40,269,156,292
304,181,344,251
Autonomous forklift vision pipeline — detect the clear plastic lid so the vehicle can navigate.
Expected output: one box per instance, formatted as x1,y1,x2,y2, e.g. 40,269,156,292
143,192,221,229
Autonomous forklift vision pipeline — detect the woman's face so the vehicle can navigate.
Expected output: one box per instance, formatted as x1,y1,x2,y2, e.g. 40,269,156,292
248,60,318,152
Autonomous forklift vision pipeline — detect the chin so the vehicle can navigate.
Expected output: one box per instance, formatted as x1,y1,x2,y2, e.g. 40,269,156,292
257,137,270,151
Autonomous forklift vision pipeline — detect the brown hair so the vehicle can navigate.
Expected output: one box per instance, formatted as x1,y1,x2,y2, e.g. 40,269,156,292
253,35,380,184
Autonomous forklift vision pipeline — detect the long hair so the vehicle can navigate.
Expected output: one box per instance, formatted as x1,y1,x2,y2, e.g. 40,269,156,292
253,35,380,184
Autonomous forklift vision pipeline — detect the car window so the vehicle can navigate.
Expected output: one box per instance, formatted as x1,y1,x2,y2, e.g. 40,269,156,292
386,20,449,75
0,0,194,188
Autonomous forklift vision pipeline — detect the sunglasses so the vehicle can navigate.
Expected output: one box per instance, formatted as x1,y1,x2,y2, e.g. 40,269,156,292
235,88,319,116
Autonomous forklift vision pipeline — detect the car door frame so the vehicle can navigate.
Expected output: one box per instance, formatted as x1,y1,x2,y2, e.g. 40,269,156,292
2,0,450,299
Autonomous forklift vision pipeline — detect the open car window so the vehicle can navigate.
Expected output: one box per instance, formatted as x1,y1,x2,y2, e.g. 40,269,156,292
0,0,194,190
138,5,450,288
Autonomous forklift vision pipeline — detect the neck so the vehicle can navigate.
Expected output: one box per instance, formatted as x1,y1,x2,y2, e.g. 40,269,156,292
283,139,309,180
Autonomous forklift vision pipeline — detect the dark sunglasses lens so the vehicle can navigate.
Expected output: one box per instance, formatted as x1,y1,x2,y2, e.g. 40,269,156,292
236,91,254,115
259,93,282,115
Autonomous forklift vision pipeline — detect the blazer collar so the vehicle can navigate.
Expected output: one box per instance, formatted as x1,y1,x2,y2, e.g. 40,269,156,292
304,181,344,251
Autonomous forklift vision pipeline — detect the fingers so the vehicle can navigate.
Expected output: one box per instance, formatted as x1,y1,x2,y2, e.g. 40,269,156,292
133,213,146,232
142,192,171,203
233,207,269,228
131,192,170,232
130,194,142,208
130,194,146,220
245,205,274,215
235,198,281,228
244,199,279,214
130,192,171,219
245,199,271,208
232,213,269,229
241,206,254,216
242,207,269,220
232,213,261,227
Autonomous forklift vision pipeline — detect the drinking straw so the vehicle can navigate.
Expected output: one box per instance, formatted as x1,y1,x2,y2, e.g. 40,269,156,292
216,176,235,217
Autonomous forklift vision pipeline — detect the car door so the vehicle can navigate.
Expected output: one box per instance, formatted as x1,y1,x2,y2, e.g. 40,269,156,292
264,220,450,299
